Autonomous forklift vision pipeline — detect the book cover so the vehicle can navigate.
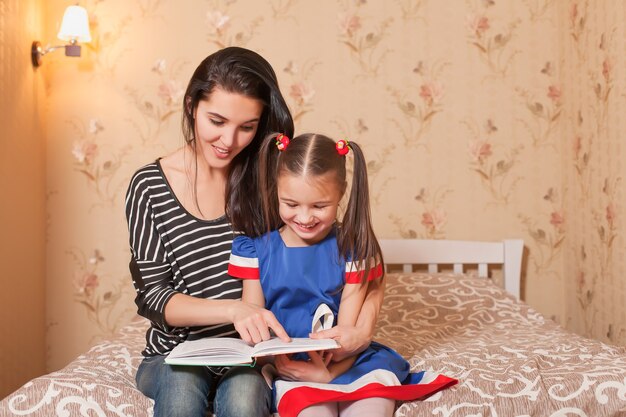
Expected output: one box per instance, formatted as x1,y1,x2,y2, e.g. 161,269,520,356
165,337,339,366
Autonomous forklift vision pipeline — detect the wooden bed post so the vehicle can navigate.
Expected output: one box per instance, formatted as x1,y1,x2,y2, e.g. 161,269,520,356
503,239,524,301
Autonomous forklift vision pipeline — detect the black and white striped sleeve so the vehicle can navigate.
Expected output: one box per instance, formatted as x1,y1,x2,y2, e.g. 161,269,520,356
125,170,177,330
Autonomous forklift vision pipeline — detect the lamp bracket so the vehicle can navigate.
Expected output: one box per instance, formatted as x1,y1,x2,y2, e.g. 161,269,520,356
31,41,43,67
31,40,81,67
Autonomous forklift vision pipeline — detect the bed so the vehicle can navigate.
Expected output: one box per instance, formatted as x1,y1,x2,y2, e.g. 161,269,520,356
2,238,626,416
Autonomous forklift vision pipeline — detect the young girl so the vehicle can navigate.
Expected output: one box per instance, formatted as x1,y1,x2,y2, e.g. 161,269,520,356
228,133,456,417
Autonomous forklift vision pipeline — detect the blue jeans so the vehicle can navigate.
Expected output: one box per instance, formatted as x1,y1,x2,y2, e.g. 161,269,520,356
136,355,271,417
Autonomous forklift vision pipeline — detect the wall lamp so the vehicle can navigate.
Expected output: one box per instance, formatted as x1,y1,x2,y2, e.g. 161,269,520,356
31,5,92,68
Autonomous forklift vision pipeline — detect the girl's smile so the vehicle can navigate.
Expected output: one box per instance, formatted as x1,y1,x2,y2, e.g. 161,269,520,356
277,172,343,246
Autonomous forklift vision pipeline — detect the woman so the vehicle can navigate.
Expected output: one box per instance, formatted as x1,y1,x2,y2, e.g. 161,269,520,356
125,47,385,417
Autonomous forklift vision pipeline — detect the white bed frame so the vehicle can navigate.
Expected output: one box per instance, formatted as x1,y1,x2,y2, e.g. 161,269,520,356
379,239,524,300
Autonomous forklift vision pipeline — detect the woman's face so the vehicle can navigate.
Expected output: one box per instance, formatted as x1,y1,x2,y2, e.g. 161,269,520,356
193,87,264,170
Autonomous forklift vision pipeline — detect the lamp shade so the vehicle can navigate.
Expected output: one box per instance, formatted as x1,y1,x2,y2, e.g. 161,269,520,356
57,5,91,43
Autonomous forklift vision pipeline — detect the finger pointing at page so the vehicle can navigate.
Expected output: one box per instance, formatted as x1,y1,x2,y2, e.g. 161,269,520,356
263,310,290,342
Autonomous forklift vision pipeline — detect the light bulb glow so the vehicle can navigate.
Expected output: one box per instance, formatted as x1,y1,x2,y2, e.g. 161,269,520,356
57,5,91,43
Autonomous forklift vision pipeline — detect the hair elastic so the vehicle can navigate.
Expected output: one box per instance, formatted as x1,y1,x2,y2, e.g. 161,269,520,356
336,139,350,156
276,133,289,152
276,133,290,151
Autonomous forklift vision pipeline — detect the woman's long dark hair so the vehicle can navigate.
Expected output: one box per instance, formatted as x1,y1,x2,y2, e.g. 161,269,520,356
181,47,294,236
259,133,383,283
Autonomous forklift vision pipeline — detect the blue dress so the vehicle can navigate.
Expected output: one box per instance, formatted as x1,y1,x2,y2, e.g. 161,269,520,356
228,230,456,417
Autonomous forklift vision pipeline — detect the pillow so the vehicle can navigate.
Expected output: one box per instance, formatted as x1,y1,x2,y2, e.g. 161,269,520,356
375,272,542,358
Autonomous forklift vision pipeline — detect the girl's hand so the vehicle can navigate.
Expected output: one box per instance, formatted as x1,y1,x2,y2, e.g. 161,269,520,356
231,301,290,344
309,325,370,362
274,351,333,383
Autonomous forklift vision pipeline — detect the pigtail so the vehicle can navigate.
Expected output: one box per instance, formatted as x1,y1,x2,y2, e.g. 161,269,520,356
337,141,384,284
258,133,283,235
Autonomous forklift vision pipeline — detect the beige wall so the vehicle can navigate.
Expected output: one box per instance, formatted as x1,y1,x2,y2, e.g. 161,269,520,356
3,0,625,379
0,0,46,398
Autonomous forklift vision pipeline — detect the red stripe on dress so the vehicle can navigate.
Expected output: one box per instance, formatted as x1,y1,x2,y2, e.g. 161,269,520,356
345,263,383,284
277,375,457,417
227,264,260,279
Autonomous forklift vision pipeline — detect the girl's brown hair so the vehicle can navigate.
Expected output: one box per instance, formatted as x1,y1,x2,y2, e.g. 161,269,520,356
258,133,384,283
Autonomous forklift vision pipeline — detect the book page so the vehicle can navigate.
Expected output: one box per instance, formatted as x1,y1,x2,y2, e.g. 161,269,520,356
251,337,339,358
165,337,254,366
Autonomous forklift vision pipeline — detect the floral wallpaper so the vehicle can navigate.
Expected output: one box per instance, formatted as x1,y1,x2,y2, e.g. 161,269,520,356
561,1,625,343
39,0,625,370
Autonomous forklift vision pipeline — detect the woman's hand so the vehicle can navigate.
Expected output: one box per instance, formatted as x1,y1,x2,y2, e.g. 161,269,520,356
309,325,370,362
274,351,333,383
230,301,290,344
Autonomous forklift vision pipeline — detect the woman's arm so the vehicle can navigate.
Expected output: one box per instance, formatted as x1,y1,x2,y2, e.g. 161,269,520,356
126,175,287,344
164,286,288,344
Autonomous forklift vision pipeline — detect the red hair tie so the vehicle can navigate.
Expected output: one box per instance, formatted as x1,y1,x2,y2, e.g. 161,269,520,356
276,134,290,151
336,139,350,156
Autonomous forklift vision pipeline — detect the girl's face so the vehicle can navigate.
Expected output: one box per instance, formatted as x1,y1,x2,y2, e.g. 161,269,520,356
277,172,344,246
194,87,263,171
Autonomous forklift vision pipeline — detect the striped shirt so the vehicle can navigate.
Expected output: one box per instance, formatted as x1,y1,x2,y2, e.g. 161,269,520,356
125,160,242,357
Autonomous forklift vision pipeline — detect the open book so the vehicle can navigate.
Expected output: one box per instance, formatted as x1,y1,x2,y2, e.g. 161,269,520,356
165,337,339,366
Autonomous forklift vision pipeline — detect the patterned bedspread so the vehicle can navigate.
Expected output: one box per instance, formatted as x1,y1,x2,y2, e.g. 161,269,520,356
2,273,626,416
378,273,626,416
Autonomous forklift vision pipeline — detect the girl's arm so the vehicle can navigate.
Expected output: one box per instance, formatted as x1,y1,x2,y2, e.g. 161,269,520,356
354,275,385,343
310,276,385,361
337,281,369,327
242,279,266,307
274,351,355,383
